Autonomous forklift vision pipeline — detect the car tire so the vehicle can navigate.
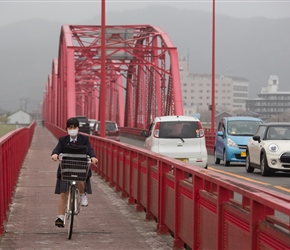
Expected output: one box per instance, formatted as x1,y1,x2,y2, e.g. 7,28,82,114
223,150,230,166
260,153,270,176
214,150,220,164
245,153,254,173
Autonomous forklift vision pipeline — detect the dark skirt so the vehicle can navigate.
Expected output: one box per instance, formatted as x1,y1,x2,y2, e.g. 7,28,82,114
54,165,92,194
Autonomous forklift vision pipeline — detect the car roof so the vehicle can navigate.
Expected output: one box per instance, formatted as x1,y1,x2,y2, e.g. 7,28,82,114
223,116,262,122
96,120,117,123
154,115,200,122
259,122,290,126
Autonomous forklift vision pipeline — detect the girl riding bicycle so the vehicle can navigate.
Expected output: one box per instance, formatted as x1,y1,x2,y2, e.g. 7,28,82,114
51,117,98,227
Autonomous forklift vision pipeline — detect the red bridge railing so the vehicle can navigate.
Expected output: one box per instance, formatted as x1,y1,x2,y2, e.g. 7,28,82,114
0,122,36,235
48,123,290,249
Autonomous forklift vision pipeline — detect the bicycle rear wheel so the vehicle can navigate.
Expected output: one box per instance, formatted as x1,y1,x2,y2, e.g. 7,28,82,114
67,185,76,239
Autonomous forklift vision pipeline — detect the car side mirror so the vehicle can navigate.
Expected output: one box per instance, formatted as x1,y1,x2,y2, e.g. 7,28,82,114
141,130,148,137
217,131,223,137
252,135,261,143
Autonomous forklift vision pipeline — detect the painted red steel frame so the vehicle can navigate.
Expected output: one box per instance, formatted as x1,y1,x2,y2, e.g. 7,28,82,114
42,24,183,131
100,0,106,137
0,123,36,235
211,0,216,134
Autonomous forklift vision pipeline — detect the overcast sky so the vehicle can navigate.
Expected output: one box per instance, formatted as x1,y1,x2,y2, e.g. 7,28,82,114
1,0,290,113
1,1,290,27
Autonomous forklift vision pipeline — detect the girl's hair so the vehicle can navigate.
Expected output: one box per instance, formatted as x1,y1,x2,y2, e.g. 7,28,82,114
66,117,79,128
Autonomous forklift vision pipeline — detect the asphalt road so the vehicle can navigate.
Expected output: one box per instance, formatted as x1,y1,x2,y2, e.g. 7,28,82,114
207,154,290,196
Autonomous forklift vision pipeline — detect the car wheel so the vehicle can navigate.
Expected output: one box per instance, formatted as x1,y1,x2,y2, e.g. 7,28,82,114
214,150,220,164
245,152,254,173
223,150,230,166
260,153,270,176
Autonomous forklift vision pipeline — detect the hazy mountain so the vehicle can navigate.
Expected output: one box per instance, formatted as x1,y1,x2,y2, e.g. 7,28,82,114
0,5,289,113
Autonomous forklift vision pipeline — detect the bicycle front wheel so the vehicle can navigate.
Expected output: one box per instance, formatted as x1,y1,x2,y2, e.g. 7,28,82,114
67,185,76,239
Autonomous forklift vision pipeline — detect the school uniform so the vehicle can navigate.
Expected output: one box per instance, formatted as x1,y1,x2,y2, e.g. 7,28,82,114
52,134,96,194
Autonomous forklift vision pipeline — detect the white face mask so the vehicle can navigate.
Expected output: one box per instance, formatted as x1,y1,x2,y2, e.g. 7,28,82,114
68,129,78,137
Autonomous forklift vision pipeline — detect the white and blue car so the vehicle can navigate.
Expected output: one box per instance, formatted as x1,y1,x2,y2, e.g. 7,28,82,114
214,116,263,166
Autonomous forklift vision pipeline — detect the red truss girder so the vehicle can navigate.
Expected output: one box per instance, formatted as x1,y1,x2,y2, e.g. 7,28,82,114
43,24,183,130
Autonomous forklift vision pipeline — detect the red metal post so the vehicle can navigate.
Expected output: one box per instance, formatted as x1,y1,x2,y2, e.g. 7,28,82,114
67,49,76,119
100,0,106,137
117,76,125,127
173,168,184,248
211,0,216,134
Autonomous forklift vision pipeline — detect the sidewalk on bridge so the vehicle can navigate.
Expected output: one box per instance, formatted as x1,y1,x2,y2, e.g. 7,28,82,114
0,125,174,250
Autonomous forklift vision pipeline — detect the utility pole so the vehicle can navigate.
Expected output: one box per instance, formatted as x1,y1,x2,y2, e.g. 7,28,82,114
19,98,23,109
19,98,28,112
211,0,216,134
100,0,106,137
23,98,28,112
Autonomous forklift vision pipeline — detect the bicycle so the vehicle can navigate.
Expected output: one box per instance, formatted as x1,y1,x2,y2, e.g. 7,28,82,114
59,153,91,239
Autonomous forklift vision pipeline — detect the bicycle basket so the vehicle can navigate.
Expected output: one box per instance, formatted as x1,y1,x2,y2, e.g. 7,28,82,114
59,153,90,182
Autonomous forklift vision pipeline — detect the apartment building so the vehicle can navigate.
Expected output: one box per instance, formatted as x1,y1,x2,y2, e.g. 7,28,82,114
246,75,290,120
179,58,249,116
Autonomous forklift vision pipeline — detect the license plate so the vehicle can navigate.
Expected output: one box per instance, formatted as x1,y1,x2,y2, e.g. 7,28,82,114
241,151,246,157
176,158,187,162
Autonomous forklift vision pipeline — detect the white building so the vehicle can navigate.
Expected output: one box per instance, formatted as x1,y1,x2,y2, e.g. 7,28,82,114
246,75,290,120
261,75,279,93
179,58,249,116
7,109,32,124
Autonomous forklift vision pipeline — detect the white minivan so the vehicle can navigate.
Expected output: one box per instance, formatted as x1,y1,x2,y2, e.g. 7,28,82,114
141,115,208,168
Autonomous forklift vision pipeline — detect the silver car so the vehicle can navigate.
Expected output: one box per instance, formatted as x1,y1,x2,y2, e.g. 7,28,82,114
88,119,97,134
246,122,290,176
141,115,208,168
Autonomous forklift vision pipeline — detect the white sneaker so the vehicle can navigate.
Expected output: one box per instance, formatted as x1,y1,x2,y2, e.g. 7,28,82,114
80,194,88,206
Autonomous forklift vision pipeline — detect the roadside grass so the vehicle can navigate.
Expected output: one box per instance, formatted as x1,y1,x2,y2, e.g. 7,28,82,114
0,124,17,137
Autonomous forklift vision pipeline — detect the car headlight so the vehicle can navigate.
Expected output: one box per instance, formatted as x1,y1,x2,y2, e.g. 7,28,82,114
227,138,238,147
268,144,279,152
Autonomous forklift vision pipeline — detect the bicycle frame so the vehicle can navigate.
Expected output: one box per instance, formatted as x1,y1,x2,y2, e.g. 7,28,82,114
59,153,91,239
64,181,81,239
67,181,81,214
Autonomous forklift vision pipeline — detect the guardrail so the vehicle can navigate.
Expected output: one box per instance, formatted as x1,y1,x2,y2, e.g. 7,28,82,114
48,123,290,249
0,122,36,235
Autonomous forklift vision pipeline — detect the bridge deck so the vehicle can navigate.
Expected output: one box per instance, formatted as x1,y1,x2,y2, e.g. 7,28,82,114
0,126,173,249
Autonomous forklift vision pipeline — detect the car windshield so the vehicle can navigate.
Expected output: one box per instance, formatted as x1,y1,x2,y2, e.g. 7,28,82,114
266,126,290,140
76,116,88,123
159,121,200,138
97,122,117,131
227,120,260,136
89,119,96,125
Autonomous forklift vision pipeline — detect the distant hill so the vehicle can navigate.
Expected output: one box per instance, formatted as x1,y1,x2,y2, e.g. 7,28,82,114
0,5,289,113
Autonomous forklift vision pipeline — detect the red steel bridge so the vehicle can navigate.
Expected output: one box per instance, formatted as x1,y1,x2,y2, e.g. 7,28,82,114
42,24,183,130
1,22,290,250
35,24,290,249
